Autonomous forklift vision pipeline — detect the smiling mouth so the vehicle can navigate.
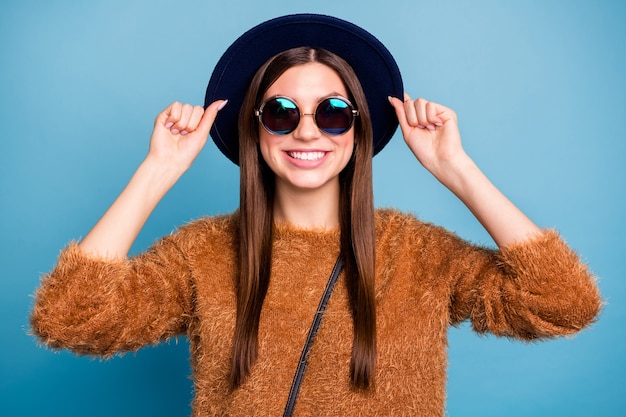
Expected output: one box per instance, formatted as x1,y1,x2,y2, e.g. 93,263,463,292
287,151,326,161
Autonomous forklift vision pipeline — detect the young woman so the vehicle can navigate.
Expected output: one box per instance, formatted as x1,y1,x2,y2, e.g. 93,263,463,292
30,14,601,416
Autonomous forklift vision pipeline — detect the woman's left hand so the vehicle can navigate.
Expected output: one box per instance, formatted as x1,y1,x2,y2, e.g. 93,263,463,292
388,94,466,182
389,94,542,246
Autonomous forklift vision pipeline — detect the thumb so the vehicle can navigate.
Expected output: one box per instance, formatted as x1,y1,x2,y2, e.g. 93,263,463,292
197,99,228,137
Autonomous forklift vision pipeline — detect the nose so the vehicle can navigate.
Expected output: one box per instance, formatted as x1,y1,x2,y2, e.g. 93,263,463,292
293,113,320,141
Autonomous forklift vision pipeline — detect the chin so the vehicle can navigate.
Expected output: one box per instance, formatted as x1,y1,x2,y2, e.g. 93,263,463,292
281,174,339,192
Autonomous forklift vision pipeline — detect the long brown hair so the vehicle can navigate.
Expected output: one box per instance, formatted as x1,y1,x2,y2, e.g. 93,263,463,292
232,47,376,389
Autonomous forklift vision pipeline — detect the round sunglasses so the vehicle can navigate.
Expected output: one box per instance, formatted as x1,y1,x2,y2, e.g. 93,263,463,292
255,96,359,136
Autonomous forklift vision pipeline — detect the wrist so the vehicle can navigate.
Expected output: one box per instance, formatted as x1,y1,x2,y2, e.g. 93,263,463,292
134,156,184,203
432,153,480,196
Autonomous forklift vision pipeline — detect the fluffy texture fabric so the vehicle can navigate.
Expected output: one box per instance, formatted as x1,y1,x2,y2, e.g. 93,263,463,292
30,209,602,416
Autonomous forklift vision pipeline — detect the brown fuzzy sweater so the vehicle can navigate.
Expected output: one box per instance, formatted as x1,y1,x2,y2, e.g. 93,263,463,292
30,209,601,416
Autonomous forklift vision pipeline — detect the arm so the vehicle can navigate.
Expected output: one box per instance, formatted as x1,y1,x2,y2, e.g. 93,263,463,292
31,238,193,354
30,100,227,354
80,100,226,259
387,97,601,336
444,228,601,338
388,95,540,247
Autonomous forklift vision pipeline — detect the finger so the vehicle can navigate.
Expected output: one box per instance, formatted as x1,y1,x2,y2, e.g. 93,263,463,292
170,103,195,134
425,101,443,127
157,101,182,129
402,93,421,128
196,99,228,138
414,98,432,130
180,105,206,136
428,101,457,127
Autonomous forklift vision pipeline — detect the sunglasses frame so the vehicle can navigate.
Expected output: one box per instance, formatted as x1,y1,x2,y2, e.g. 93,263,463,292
255,95,359,136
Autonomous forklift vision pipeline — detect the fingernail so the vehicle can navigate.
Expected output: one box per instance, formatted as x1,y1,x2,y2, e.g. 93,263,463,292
417,125,426,129
165,122,173,128
435,122,443,127
427,125,436,131
180,130,188,136
218,99,228,111
171,128,180,135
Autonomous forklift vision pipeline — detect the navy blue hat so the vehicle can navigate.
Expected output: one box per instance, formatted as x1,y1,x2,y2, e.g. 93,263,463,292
205,13,404,165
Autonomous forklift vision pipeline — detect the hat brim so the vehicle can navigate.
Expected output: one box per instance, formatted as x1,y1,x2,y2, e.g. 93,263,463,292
204,14,403,165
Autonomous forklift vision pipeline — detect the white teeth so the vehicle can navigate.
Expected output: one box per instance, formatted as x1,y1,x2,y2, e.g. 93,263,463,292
288,151,325,161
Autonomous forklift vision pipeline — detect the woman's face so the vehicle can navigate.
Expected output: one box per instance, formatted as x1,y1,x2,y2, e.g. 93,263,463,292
258,62,355,194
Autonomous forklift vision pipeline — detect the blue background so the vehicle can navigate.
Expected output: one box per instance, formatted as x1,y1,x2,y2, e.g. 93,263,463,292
1,0,624,415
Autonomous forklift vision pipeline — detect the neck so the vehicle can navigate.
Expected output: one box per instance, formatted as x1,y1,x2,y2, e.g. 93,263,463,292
273,179,340,229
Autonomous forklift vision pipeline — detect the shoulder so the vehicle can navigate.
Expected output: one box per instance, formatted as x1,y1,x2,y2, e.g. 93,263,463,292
375,208,434,237
374,207,469,249
179,211,239,234
375,208,419,227
164,211,240,254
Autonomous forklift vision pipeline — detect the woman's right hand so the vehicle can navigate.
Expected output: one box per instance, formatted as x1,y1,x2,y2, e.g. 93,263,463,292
78,99,226,259
148,100,227,174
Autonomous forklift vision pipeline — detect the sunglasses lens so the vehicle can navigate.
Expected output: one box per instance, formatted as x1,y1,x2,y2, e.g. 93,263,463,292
261,97,299,134
315,97,354,135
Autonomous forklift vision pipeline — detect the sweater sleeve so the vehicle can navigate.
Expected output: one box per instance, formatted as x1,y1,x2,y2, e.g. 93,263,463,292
30,235,193,356
447,229,602,340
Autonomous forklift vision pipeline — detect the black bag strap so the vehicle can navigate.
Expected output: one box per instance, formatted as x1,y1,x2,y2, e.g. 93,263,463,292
282,255,344,417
